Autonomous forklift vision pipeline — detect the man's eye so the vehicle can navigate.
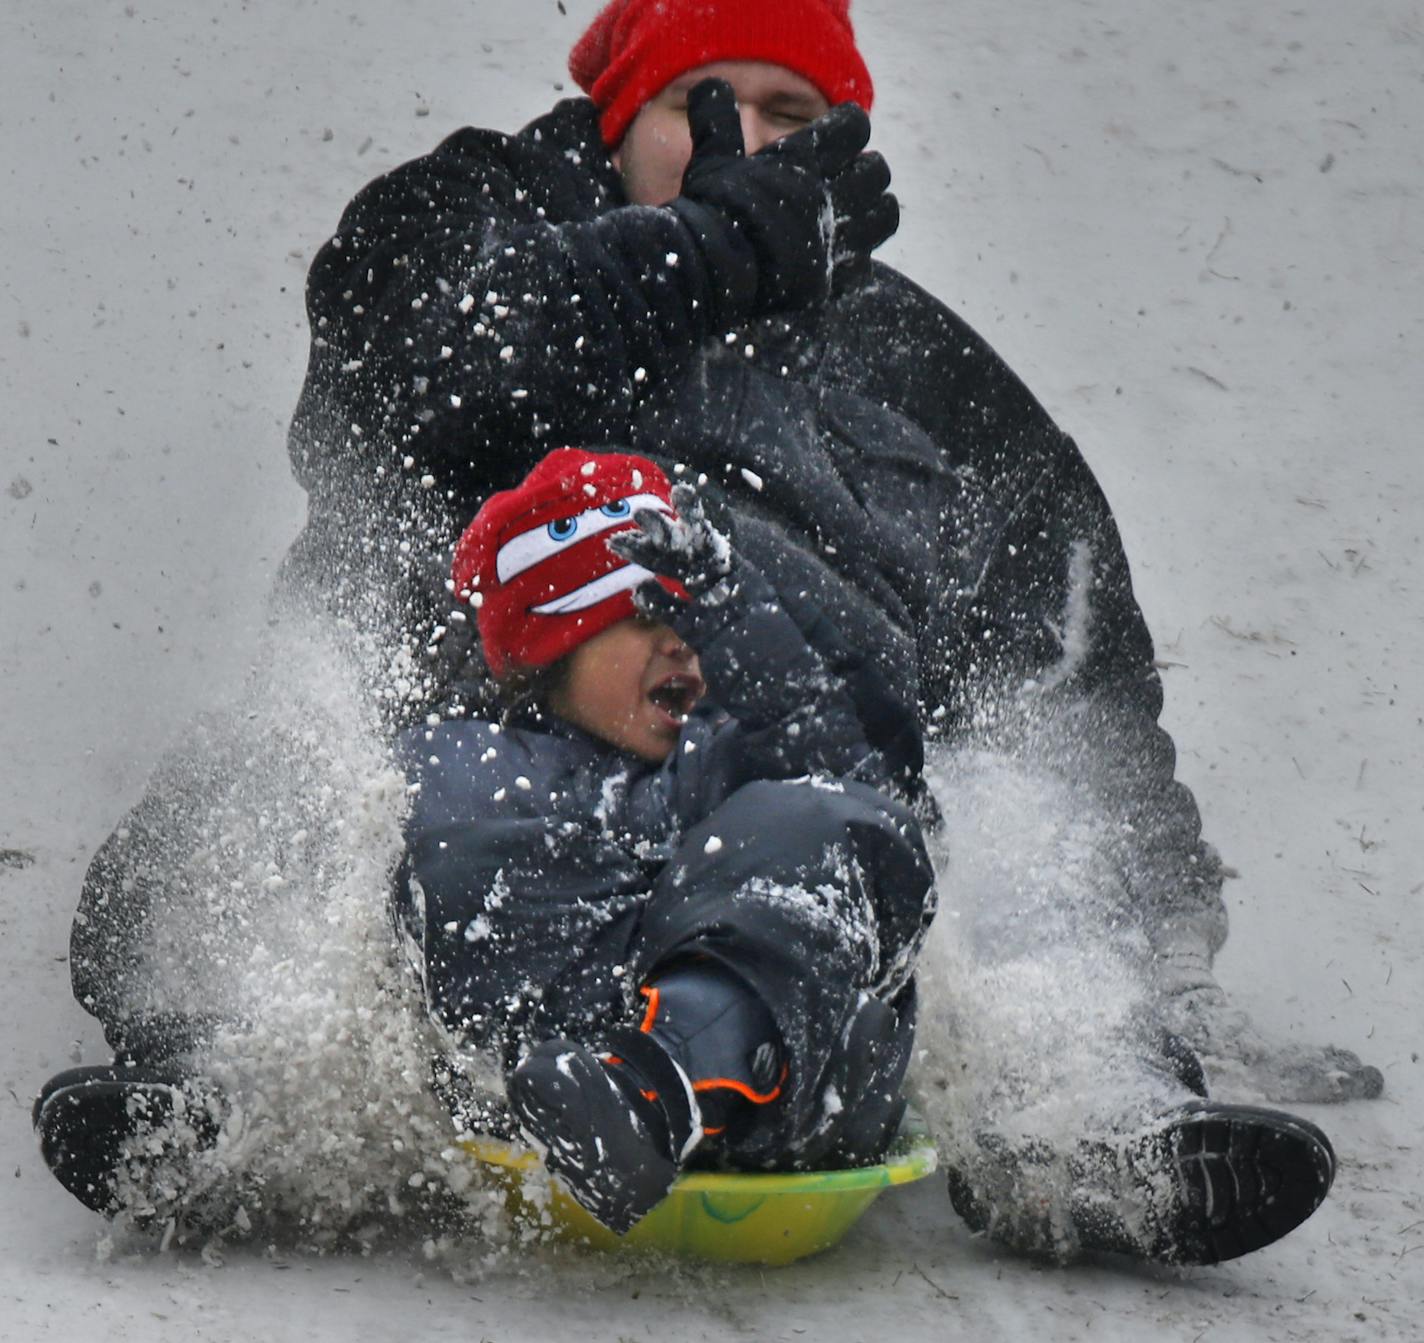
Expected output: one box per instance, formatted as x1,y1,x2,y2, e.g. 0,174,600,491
600,499,632,518
547,517,579,541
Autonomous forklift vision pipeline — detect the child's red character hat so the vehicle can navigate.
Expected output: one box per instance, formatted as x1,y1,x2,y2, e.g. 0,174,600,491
452,448,687,678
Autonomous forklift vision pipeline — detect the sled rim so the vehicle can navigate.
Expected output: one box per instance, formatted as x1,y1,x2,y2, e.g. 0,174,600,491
459,1121,938,1193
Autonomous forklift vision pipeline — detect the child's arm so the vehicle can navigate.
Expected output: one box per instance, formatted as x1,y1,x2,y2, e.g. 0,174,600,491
610,486,918,794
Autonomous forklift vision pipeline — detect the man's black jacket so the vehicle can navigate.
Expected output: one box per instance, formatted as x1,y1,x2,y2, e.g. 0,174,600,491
283,95,1225,952
70,97,1227,1056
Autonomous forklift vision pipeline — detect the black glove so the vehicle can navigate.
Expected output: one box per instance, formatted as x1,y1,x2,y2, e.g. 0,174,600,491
670,79,898,323
607,482,735,624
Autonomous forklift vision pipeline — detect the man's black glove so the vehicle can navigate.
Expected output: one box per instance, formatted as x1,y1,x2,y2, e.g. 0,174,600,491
670,78,899,324
607,482,735,625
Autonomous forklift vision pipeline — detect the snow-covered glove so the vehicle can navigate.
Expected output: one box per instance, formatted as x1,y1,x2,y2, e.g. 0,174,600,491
608,482,734,625
1153,937,1385,1103
671,78,898,323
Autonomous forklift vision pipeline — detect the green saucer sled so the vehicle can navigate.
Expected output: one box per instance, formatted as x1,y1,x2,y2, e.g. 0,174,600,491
458,1121,939,1266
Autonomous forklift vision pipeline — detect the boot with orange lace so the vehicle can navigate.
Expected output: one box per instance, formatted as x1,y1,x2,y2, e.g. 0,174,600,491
507,962,783,1233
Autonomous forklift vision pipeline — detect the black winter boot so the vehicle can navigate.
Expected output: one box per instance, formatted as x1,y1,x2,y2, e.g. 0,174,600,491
636,961,784,1139
507,962,784,1233
796,989,914,1170
1070,1100,1336,1263
947,1100,1336,1264
506,1030,698,1234
33,1064,223,1216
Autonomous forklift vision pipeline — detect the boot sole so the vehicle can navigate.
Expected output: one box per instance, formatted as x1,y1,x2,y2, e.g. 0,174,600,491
36,1078,186,1215
1076,1101,1337,1263
1158,1101,1336,1263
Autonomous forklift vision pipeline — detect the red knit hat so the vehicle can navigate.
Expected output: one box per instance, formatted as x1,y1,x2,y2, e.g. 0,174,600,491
452,448,687,678
569,0,873,148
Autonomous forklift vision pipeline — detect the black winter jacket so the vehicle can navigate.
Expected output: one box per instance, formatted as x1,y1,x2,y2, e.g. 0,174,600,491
284,96,1225,955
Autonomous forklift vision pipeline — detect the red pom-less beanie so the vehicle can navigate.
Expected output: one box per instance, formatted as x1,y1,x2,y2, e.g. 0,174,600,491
569,0,874,148
452,448,688,678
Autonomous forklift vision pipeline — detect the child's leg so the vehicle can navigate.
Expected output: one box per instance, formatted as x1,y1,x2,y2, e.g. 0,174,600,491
629,777,935,1163
507,779,933,1227
391,838,646,1068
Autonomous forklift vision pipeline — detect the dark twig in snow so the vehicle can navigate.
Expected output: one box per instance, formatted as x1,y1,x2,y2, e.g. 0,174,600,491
1185,366,1230,391
912,1263,958,1301
1211,157,1264,183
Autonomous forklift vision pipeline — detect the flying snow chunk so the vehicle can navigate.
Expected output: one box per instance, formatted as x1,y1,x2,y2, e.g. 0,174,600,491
464,916,492,943
704,835,724,855
739,467,764,492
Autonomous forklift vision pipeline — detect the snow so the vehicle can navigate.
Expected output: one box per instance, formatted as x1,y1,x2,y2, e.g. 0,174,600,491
3,0,1420,1339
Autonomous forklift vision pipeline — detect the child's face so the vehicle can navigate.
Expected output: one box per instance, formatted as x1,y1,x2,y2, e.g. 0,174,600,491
548,617,705,761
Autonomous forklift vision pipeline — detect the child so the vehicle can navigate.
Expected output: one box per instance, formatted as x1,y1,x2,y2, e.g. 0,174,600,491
393,446,938,1232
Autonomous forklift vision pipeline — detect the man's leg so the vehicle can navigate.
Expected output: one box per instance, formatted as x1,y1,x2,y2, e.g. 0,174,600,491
921,749,1337,1262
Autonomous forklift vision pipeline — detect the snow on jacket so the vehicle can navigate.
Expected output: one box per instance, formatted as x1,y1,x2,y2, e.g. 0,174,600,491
394,560,931,1062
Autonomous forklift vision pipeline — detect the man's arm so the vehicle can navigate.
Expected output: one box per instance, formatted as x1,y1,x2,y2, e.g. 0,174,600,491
292,86,895,486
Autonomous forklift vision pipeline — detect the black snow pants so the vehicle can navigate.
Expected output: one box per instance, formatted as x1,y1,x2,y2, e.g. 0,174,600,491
404,777,936,1169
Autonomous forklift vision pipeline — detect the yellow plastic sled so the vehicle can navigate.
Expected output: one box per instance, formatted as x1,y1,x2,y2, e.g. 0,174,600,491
458,1123,938,1266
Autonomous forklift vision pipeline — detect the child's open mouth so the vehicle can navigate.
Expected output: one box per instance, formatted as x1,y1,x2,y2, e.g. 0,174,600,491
647,673,704,724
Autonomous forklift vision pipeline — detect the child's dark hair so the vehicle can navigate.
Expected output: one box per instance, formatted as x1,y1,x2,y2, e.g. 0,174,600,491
493,656,571,727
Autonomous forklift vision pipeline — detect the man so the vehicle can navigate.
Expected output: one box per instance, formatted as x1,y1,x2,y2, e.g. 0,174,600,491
41,0,1378,1261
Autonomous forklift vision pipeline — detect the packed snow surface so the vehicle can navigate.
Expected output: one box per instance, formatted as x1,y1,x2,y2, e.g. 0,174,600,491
3,1,1420,1339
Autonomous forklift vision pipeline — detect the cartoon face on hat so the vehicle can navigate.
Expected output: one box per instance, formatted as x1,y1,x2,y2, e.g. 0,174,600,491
452,448,687,677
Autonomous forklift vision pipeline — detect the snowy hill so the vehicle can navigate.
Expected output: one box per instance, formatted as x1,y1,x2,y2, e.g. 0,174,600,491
3,1,1419,1339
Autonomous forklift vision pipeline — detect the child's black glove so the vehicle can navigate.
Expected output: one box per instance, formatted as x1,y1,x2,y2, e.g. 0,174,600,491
671,79,898,321
607,482,734,624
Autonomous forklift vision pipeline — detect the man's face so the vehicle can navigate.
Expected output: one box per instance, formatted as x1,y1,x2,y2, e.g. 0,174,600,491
614,60,831,206
548,616,706,762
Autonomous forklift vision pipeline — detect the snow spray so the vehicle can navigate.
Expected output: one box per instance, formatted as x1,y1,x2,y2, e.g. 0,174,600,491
98,598,519,1260
909,688,1196,1258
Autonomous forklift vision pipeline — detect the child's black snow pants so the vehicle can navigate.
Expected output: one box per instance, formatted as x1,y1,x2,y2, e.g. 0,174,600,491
401,777,936,1169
